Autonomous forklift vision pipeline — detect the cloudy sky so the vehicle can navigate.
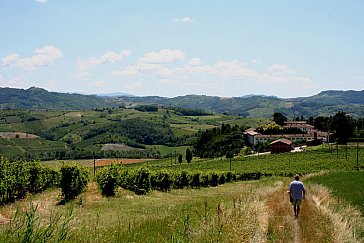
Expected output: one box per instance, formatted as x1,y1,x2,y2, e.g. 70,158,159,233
0,1,363,98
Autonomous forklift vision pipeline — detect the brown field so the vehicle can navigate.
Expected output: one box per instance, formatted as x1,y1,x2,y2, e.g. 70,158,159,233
92,158,154,167
0,132,39,139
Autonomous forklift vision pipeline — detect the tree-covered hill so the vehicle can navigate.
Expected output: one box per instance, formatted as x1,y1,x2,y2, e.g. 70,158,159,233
1,87,363,117
117,90,364,118
0,87,114,110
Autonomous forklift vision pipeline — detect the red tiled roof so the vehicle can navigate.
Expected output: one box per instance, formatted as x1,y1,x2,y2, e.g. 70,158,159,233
271,138,292,145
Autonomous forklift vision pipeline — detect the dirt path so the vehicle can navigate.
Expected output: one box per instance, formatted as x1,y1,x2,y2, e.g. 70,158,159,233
266,178,335,242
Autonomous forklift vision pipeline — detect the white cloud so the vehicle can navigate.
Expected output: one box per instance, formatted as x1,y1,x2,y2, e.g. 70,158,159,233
36,0,47,3
111,50,314,96
187,58,202,66
175,16,194,23
268,64,295,74
112,65,138,76
212,61,257,79
139,49,185,64
0,76,29,89
1,46,63,70
76,50,131,71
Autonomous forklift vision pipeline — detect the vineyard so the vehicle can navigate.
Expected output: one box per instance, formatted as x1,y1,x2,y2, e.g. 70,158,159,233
0,144,363,242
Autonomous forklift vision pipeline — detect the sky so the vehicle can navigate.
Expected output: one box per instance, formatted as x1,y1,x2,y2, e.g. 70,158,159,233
0,0,363,98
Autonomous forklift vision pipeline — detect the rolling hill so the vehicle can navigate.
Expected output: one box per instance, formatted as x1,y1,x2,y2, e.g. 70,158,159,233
116,90,364,118
0,87,363,118
0,87,115,110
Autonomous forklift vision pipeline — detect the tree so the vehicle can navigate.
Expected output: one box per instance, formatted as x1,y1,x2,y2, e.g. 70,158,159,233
273,112,287,126
186,149,192,163
178,154,183,164
226,151,234,171
331,111,355,144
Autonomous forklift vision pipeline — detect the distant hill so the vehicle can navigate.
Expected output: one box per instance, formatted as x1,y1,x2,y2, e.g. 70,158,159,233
1,87,363,117
95,92,133,97
0,87,115,110
116,90,364,118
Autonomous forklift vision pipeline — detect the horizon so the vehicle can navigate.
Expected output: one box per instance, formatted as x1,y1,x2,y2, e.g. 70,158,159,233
2,85,363,100
1,1,363,98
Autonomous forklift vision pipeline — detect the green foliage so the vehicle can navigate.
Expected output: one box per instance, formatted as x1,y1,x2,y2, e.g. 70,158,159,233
172,106,212,116
186,148,192,163
0,157,59,204
193,123,245,158
60,164,89,200
273,112,287,126
134,104,158,112
178,154,183,164
331,111,355,144
96,165,263,198
151,169,173,192
96,164,120,197
174,170,191,189
119,90,364,118
0,203,73,242
131,167,151,195
0,87,114,110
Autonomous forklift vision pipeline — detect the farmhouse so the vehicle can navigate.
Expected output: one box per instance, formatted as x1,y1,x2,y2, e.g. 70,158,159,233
271,138,292,153
244,121,330,145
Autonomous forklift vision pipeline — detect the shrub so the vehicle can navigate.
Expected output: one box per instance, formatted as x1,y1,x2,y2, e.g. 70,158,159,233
201,173,210,187
190,172,201,188
97,164,120,197
60,164,89,200
173,170,190,189
10,161,30,200
151,170,173,192
131,167,151,195
209,172,219,187
218,173,226,185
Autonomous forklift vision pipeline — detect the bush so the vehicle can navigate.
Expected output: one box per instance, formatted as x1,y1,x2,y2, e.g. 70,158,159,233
173,170,190,189
201,173,210,187
218,173,226,185
60,164,89,200
97,164,120,197
0,158,59,204
131,167,151,195
209,172,219,187
151,170,173,192
191,172,201,188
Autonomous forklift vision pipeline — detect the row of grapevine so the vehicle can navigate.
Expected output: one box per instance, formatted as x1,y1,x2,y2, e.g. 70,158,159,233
96,164,264,197
0,157,89,204
0,157,59,204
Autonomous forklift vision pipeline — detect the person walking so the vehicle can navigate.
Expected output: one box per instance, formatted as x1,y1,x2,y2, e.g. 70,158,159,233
288,174,305,218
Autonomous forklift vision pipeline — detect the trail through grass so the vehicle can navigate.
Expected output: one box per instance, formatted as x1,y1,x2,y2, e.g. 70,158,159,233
266,176,364,242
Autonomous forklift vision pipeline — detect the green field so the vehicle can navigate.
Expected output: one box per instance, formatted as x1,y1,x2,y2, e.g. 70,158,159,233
0,108,268,161
135,145,364,176
306,171,364,213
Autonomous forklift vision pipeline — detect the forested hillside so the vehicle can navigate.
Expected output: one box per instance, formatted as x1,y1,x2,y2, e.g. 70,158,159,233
0,87,114,110
0,87,363,117
117,90,364,118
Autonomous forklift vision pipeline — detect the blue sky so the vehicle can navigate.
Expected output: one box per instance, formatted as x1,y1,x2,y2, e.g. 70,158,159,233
0,0,363,98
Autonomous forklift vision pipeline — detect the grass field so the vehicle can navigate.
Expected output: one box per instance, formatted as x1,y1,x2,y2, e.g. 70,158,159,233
306,171,364,213
137,145,364,176
0,177,278,242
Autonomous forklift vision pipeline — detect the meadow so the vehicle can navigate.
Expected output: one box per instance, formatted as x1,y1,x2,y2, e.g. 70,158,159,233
0,145,363,242
306,171,364,213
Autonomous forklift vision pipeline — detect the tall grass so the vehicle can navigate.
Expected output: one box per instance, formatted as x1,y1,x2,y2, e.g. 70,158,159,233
0,202,73,242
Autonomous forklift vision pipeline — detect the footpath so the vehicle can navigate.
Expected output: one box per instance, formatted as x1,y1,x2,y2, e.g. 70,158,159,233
265,177,359,243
